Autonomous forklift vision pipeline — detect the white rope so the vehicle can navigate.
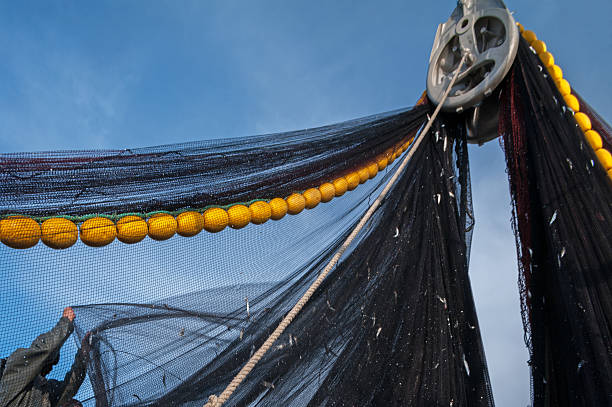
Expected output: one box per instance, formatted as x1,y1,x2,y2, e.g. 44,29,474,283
204,53,468,407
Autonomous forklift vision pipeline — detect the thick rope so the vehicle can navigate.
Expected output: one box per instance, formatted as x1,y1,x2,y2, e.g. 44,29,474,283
204,54,468,407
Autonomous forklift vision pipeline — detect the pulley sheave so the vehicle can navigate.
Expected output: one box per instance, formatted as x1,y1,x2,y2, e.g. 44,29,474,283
426,0,519,113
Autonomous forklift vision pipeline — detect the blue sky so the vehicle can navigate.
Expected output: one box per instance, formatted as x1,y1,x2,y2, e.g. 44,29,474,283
1,1,611,406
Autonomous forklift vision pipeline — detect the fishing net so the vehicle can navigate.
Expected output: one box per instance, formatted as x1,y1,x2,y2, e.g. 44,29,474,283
500,39,612,406
3,25,610,407
0,103,495,406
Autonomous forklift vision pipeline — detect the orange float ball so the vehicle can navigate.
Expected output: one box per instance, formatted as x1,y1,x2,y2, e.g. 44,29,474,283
303,188,322,209
286,193,306,215
585,130,603,151
249,201,271,225
596,148,612,170
531,40,546,54
563,94,580,112
538,51,554,68
608,168,612,182
227,205,251,229
573,112,591,132
549,65,563,81
522,30,537,44
377,157,388,171
555,79,571,96
116,215,148,244
147,213,177,241
176,211,205,237
81,217,117,247
517,22,524,34
41,217,78,249
318,183,335,203
367,163,378,179
269,198,288,220
1,216,41,249
358,167,370,184
332,178,348,197
203,208,229,232
345,172,360,191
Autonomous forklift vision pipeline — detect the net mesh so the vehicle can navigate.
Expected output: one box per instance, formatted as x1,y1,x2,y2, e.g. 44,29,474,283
0,105,495,406
500,39,612,406
3,33,611,407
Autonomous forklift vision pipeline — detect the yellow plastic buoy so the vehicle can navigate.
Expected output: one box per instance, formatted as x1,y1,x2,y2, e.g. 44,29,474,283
1,216,41,249
538,51,554,68
203,208,229,232
596,148,612,170
585,130,603,151
333,177,348,197
531,40,547,55
249,201,272,225
563,94,580,112
517,22,524,34
345,172,360,191
176,211,205,237
522,30,537,44
319,183,335,203
81,217,116,247
573,112,591,132
389,152,397,164
116,215,148,244
608,168,612,182
269,198,288,220
555,78,571,96
286,193,306,215
549,65,563,81
367,163,378,179
358,167,370,184
227,205,251,229
303,188,322,209
41,217,78,249
147,213,177,240
377,156,388,171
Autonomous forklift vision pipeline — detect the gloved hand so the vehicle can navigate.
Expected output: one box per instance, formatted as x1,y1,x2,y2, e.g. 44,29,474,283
63,307,76,322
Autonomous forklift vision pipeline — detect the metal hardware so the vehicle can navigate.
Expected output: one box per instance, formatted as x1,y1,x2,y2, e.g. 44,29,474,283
427,0,519,142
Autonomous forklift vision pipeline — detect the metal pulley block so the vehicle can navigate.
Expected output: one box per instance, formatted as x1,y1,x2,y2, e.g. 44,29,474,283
426,0,519,143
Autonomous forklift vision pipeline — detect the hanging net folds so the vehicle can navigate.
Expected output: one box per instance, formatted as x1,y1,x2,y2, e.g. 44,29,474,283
500,39,612,406
0,104,495,406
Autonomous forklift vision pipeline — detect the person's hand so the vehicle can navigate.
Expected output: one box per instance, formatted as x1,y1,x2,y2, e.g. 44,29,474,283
63,307,75,322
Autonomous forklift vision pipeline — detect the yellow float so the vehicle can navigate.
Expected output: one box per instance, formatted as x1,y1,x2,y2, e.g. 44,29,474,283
42,217,78,249
81,217,117,247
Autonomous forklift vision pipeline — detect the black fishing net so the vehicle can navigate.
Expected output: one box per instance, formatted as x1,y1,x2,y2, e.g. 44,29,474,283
0,107,426,218
500,39,612,406
0,104,495,406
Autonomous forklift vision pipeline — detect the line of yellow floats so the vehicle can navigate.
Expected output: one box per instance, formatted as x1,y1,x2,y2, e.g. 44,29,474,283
4,25,611,250
0,135,415,250
518,23,612,180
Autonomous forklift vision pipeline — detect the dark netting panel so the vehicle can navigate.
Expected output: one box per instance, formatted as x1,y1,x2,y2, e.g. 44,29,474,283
500,39,612,406
0,105,494,406
0,107,426,217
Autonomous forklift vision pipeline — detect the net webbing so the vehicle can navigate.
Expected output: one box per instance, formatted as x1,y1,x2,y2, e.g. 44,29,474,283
500,39,612,406
0,105,494,406
0,107,427,220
